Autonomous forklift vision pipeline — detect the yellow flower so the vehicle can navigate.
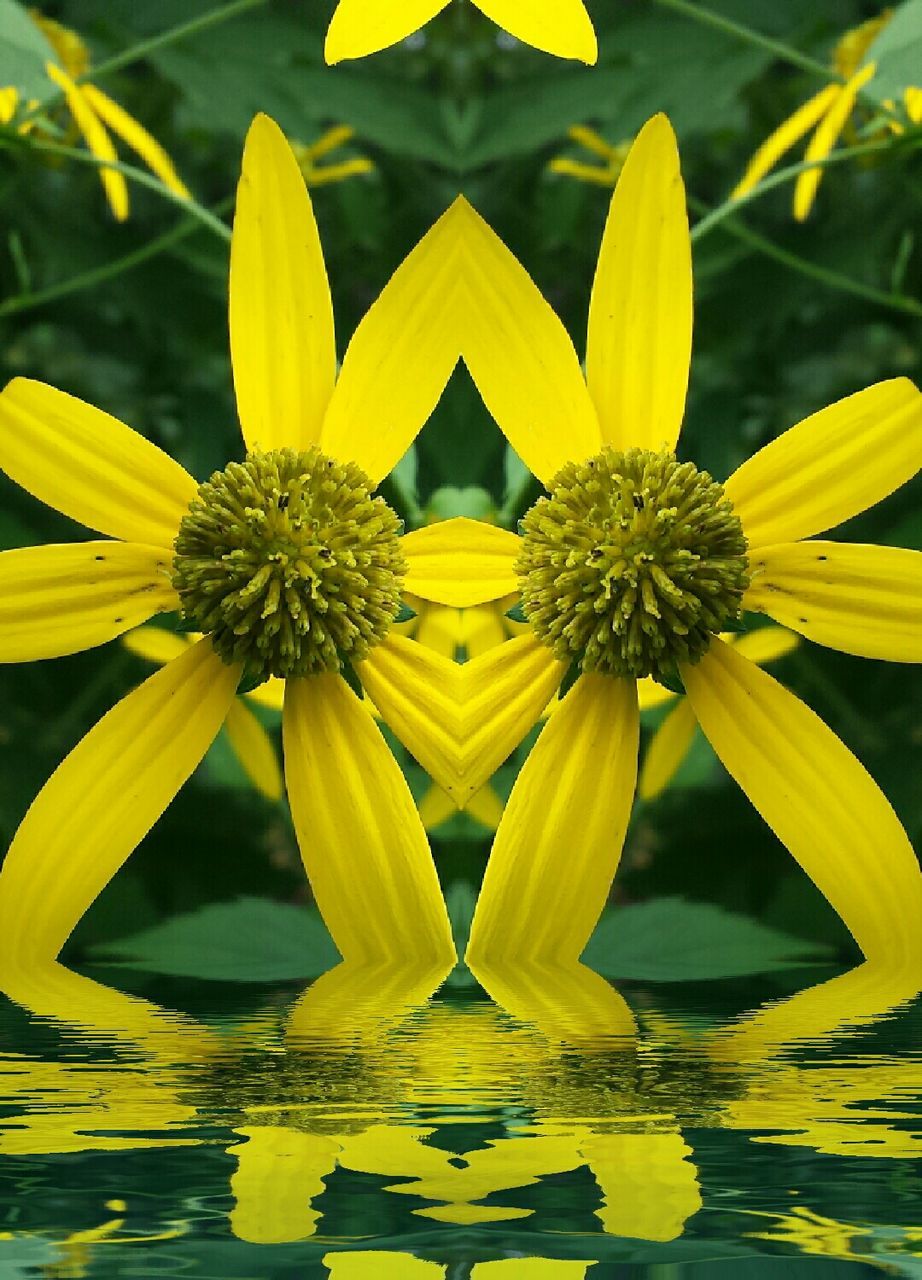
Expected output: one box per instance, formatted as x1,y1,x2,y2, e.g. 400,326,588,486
450,113,922,969
549,125,633,187
0,113,481,972
290,124,374,187
324,0,596,66
732,10,920,221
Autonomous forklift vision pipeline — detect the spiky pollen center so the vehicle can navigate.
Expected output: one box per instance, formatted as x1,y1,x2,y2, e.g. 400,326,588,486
172,447,405,682
517,447,749,681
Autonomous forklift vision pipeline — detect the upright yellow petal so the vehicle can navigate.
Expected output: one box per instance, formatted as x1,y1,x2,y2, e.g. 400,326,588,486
324,0,450,63
0,378,197,546
0,542,177,662
585,1132,701,1242
415,604,461,659
746,541,922,662
283,674,455,966
681,638,922,965
586,114,692,453
230,114,336,453
0,639,239,966
245,676,286,712
637,675,678,711
724,379,922,550
474,0,596,63
0,87,18,124
229,1127,340,1244
466,673,639,965
457,199,601,485
638,696,698,801
45,63,128,220
122,625,191,667
320,202,464,484
401,518,521,606
224,698,283,800
731,85,840,200
793,64,875,221
80,85,190,199
462,604,509,657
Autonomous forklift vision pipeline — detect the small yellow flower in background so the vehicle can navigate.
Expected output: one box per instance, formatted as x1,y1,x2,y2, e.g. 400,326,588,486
0,12,190,221
324,0,597,67
450,113,922,969
549,125,633,187
290,124,374,187
732,10,921,221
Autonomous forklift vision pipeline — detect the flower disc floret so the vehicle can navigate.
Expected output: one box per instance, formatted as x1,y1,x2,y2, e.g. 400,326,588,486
173,447,405,682
517,447,749,680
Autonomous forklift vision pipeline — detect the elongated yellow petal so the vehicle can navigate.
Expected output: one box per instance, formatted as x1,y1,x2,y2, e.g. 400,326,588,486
470,956,636,1045
586,114,692,453
638,696,697,801
45,63,128,220
245,676,286,712
474,0,596,63
681,639,922,965
586,1132,701,1242
282,673,455,966
466,673,639,965
0,87,17,125
636,675,678,711
0,378,197,547
230,114,336,453
724,379,922,549
457,199,601,485
324,0,450,63
458,635,567,803
320,202,463,484
357,634,463,799
745,541,922,662
122,625,191,667
224,698,283,800
401,518,522,606
0,542,176,662
794,65,874,221
80,84,190,199
229,1127,340,1244
0,639,239,966
731,85,840,200
729,624,799,667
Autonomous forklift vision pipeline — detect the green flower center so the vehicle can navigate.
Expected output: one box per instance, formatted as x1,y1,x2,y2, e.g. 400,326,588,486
517,447,749,681
172,448,405,682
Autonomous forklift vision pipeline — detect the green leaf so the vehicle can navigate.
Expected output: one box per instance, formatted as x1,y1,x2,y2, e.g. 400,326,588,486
866,0,922,106
0,0,56,102
89,897,341,982
582,897,833,981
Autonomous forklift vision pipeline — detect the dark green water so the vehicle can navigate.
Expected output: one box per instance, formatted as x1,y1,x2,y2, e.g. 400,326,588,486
1,959,921,1278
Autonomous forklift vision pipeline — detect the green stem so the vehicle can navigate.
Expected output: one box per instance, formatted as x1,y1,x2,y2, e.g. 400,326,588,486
650,0,834,81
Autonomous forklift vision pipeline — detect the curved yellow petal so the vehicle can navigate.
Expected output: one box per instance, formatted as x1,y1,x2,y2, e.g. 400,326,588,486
474,0,596,63
230,114,336,453
324,0,450,63
724,379,922,550
636,675,678,711
282,673,455,966
731,85,840,201
45,63,128,220
229,1126,340,1244
80,84,190,199
245,676,286,712
745,541,922,662
0,542,177,662
0,378,197,547
793,65,874,221
0,638,239,966
224,698,283,800
357,634,463,799
729,624,799,667
466,673,639,965
122,625,192,667
320,201,463,484
681,638,922,965
401,517,522,606
457,199,601,485
458,635,567,803
586,114,692,453
638,696,697,801
470,956,636,1045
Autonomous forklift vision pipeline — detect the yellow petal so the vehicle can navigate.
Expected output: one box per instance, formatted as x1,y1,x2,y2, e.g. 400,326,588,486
0,378,197,547
324,1253,444,1279
0,87,18,125
245,676,286,712
470,956,636,1045
638,696,697,801
681,638,922,965
586,1132,701,1242
320,201,463,484
730,85,840,201
793,65,875,221
586,114,692,453
462,604,509,658
636,675,678,711
418,783,457,830
0,542,177,662
282,673,455,966
905,86,922,124
474,0,596,63
79,85,190,200
458,635,567,804
724,379,922,549
474,1263,594,1278
0,639,239,966
229,1127,340,1244
457,198,601,485
466,673,639,965
324,0,450,63
122,625,191,667
745,541,922,662
230,114,336,453
729,624,799,667
45,63,128,221
401,517,522,606
224,698,283,801
415,604,461,659
357,634,463,799
463,783,505,830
